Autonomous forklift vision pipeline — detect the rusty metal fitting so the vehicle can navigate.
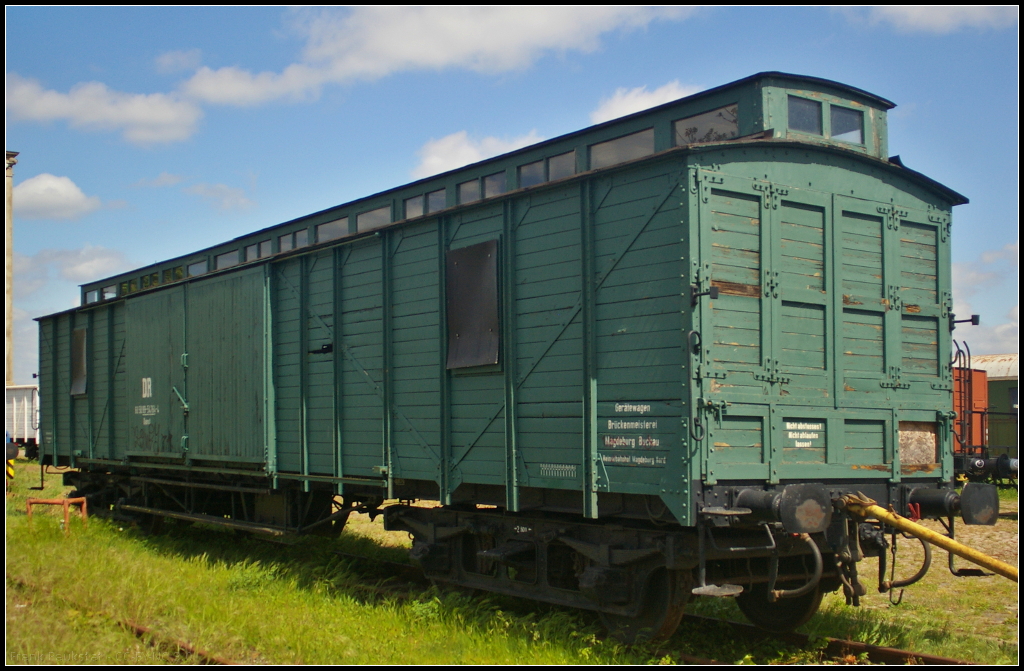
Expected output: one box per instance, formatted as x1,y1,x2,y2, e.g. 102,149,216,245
26,497,88,536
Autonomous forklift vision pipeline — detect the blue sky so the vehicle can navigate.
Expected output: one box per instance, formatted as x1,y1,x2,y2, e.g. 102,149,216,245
6,6,1019,384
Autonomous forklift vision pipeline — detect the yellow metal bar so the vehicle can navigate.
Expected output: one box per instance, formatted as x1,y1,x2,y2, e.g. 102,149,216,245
840,494,1017,583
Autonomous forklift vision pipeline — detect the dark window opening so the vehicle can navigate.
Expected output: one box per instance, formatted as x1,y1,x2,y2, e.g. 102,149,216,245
70,327,87,396
788,96,822,135
446,239,500,369
831,106,864,144
357,206,391,232
404,195,424,219
317,217,349,242
548,151,576,181
458,179,481,204
674,104,739,145
215,250,240,269
483,172,506,198
590,129,654,170
427,189,446,213
518,160,544,188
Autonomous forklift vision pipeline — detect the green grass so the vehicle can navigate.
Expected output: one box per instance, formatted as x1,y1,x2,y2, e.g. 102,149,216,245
5,461,1019,664
997,484,1019,503
5,520,645,664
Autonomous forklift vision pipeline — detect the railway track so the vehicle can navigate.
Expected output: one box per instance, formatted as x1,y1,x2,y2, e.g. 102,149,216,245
675,614,972,665
9,546,980,665
7,575,237,665
329,549,976,665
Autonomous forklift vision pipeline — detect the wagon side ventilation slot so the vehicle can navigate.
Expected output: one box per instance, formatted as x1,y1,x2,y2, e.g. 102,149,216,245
446,239,500,369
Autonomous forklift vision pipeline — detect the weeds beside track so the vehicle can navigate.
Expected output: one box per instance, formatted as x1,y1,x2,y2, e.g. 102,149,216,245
6,462,1018,664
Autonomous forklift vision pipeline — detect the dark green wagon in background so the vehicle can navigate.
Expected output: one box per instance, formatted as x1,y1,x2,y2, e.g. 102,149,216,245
38,72,996,641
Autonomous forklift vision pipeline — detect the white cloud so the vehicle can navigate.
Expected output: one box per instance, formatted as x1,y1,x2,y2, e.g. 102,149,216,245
184,183,255,211
952,263,1000,298
590,80,703,124
156,48,203,74
953,239,1019,302
952,239,1018,354
13,245,133,298
12,251,49,298
850,7,1018,33
981,241,1018,265
412,130,544,179
12,246,133,383
8,9,696,143
183,63,325,107
6,73,203,145
953,300,1018,355
13,174,103,220
182,7,693,106
133,172,184,188
37,245,134,283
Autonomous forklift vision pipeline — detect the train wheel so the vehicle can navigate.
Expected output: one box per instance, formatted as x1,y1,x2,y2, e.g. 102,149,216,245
736,582,823,633
600,568,691,644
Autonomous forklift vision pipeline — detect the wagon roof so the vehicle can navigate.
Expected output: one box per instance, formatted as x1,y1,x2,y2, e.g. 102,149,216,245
968,354,1019,380
57,72,964,312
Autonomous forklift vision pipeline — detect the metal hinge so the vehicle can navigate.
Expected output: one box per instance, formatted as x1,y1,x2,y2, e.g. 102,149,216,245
754,358,790,385
928,207,951,242
753,182,788,210
880,366,911,389
886,285,903,312
878,204,908,231
696,171,725,203
762,270,780,299
696,366,727,380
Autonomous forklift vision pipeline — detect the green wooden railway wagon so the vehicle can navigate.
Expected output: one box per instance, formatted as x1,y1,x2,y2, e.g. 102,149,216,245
38,73,995,640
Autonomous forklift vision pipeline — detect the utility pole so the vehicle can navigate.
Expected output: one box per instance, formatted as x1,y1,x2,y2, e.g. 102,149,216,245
6,150,18,386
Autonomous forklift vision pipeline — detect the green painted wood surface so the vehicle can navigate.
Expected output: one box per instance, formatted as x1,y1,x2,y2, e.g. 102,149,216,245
184,268,267,463
39,73,963,527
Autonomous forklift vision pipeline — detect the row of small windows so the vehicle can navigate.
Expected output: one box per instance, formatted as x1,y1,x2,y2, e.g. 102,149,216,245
788,95,864,144
589,104,742,172
403,190,445,219
88,98,856,305
82,113,721,305
519,151,576,188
